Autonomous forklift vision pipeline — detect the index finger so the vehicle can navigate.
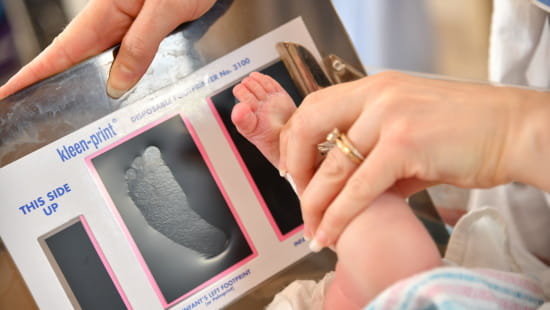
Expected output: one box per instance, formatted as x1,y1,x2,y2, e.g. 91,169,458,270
0,0,139,99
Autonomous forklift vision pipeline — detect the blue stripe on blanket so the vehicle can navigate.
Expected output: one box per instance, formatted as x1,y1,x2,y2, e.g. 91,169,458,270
366,269,544,310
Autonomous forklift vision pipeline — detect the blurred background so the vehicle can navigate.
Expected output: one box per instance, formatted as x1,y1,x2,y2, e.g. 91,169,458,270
0,0,492,85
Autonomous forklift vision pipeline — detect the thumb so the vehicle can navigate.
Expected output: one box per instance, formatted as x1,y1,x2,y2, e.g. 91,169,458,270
106,0,215,98
106,6,177,98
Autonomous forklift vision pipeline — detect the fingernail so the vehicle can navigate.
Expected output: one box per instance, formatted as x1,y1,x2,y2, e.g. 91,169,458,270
107,63,134,99
309,238,323,253
279,169,287,178
106,83,126,99
309,229,329,253
285,173,297,192
303,226,312,241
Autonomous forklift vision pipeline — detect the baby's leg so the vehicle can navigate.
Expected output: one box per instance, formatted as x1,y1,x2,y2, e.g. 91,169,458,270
232,72,296,166
324,191,442,309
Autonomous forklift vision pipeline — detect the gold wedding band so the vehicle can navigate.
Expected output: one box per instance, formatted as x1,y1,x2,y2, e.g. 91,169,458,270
325,128,365,164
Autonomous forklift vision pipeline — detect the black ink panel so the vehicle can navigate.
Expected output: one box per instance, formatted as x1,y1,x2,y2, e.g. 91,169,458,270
209,61,303,238
41,217,128,309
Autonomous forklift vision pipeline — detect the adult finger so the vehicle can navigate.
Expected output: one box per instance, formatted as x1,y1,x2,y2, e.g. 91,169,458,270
107,0,216,98
300,106,381,245
392,179,435,198
310,139,402,250
310,99,437,249
279,80,366,192
0,0,138,99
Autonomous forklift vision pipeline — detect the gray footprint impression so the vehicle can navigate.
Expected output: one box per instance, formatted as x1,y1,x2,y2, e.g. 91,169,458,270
125,146,228,258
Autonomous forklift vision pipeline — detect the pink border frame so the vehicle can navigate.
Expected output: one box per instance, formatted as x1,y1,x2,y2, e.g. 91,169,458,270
206,97,303,241
85,113,257,308
79,215,133,309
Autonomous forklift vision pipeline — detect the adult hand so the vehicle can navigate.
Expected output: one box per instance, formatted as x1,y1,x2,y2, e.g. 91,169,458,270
0,0,216,99
279,71,550,249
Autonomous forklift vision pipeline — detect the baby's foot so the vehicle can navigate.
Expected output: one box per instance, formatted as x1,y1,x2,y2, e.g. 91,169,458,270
232,72,296,166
